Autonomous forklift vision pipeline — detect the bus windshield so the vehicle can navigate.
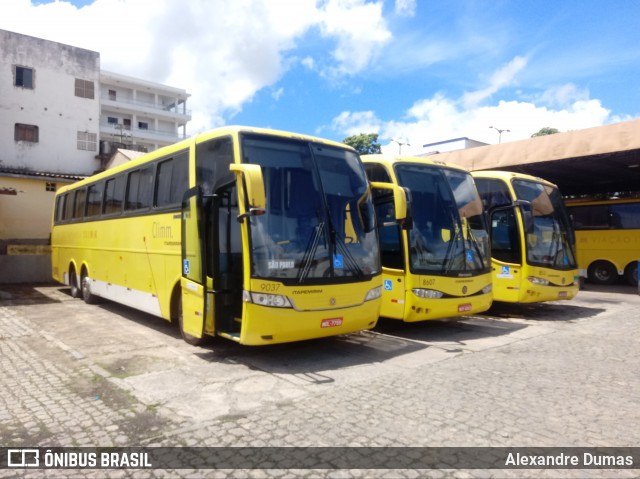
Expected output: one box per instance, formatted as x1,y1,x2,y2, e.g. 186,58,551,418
242,135,379,283
512,179,577,269
395,163,490,276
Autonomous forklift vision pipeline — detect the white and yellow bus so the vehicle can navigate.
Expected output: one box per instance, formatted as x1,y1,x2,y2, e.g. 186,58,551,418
472,171,579,303
362,155,493,321
565,197,640,286
51,126,406,346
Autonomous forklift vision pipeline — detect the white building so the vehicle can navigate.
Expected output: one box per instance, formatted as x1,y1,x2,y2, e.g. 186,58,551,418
0,29,191,283
0,29,101,176
420,137,489,156
98,70,190,161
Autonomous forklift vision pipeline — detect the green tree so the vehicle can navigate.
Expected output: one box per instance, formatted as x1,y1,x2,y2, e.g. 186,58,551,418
531,127,560,137
343,133,382,155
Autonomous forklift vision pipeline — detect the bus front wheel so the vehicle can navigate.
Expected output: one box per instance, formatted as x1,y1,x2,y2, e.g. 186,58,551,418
588,261,618,285
177,296,205,346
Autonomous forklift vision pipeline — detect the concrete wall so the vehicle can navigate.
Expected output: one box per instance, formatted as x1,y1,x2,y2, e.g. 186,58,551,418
0,29,101,175
0,175,62,240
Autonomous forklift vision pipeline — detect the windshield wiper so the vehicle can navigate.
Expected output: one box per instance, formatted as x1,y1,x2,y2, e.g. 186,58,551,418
297,221,325,283
442,208,465,274
464,219,486,270
334,231,364,278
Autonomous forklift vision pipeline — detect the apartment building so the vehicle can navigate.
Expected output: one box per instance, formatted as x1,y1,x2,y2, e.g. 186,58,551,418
0,29,191,282
98,70,190,163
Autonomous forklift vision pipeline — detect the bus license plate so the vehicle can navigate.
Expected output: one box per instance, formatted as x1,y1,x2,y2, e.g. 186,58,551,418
321,318,343,328
558,291,568,298
458,303,472,313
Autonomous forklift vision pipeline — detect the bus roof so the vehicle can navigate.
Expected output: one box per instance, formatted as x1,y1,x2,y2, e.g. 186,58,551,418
56,126,356,195
471,170,559,188
361,154,470,173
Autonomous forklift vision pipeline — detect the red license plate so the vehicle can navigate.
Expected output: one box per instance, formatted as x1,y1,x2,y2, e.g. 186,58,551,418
321,318,343,328
458,303,472,313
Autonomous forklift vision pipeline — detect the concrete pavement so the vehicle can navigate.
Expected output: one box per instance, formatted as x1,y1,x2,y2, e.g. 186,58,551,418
1,283,639,478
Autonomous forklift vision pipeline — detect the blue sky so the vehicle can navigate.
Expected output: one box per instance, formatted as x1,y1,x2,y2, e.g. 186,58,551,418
4,0,640,153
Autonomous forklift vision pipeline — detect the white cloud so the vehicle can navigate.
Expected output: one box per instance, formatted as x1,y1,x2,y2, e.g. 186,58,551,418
329,88,613,156
318,0,392,78
462,56,528,108
394,0,416,17
330,110,383,136
272,88,285,101
0,0,390,133
536,83,590,107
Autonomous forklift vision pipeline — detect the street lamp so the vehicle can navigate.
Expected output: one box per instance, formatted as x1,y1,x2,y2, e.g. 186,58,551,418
391,138,410,154
489,126,510,144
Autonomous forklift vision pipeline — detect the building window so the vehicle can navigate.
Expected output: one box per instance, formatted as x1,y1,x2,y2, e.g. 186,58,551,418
138,121,148,130
75,78,95,99
107,117,118,125
46,182,56,192
15,66,34,88
15,123,39,142
123,119,131,130
77,131,97,151
108,89,117,101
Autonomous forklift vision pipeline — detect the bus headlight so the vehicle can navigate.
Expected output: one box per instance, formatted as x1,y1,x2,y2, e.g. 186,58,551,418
364,286,382,302
412,288,444,299
527,276,550,286
482,284,493,294
243,290,293,308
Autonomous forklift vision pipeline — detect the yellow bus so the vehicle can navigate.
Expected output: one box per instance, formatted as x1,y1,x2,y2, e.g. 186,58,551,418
472,171,579,303
51,126,406,346
565,197,640,286
362,155,493,321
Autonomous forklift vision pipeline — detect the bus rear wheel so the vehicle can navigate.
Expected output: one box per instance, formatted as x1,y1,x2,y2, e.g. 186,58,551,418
177,296,205,346
69,268,81,298
588,260,618,285
81,272,99,304
625,262,638,287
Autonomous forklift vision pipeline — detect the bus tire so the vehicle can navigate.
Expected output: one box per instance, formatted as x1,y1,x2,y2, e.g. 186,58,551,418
81,271,100,304
624,262,638,287
588,260,618,285
177,295,204,346
69,267,81,298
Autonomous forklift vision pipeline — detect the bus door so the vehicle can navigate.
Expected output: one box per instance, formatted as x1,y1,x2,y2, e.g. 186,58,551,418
180,186,207,345
211,183,243,339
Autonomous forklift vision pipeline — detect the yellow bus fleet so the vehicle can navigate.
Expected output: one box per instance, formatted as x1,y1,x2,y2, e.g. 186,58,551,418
51,126,409,346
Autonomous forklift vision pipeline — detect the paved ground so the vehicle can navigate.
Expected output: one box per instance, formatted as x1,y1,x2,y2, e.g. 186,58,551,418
1,282,639,478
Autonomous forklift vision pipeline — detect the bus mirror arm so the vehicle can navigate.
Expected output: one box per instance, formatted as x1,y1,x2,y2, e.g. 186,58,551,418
236,207,266,223
229,163,267,220
488,200,534,235
370,182,413,230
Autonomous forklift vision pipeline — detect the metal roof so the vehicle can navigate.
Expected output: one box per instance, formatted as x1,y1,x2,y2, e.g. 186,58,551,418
428,119,640,196
0,167,86,182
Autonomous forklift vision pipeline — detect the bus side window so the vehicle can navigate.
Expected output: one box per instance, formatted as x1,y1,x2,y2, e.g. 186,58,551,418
55,195,65,223
104,175,126,215
126,166,154,211
155,152,189,208
63,193,74,221
491,209,521,264
196,136,234,195
73,189,86,219
365,163,392,183
611,203,640,229
86,183,104,218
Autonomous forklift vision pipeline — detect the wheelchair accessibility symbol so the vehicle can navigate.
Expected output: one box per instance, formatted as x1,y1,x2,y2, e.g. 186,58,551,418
384,280,393,291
